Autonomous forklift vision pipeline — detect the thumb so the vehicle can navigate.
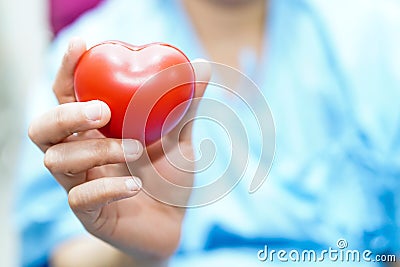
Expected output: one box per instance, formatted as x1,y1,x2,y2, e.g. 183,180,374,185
53,37,87,104
178,59,212,141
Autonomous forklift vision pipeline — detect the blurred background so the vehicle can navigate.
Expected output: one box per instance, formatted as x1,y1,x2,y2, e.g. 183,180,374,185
0,0,103,265
1,0,48,266
1,1,399,266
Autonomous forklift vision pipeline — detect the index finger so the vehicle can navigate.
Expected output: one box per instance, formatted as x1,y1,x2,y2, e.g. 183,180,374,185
53,37,87,104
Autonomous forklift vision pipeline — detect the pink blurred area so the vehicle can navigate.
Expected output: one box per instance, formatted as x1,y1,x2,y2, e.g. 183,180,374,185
50,0,103,36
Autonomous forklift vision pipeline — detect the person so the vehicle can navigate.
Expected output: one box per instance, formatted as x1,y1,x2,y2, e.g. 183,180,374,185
16,0,400,266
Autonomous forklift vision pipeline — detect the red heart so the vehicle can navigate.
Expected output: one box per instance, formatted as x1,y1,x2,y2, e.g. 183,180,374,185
74,40,195,145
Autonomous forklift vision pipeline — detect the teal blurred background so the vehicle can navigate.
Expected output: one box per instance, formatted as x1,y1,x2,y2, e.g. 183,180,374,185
0,0,49,266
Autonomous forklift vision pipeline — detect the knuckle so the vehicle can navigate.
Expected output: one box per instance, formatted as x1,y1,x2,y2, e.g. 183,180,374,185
92,141,108,163
68,186,92,212
60,51,71,71
53,106,68,130
54,78,74,97
93,139,108,154
97,179,122,205
27,121,38,142
92,139,120,163
43,145,65,173
97,179,110,198
45,145,81,175
68,188,82,210
43,147,57,171
51,82,58,95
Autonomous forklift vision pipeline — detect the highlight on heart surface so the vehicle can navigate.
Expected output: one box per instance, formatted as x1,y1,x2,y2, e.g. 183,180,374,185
74,40,195,145
123,61,276,207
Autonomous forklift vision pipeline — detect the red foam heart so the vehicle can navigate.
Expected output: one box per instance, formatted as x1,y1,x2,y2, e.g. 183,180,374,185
74,40,195,145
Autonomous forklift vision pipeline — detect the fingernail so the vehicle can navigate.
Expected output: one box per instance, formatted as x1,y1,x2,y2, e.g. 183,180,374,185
125,177,142,191
122,139,142,157
68,40,74,52
68,36,81,51
84,101,102,121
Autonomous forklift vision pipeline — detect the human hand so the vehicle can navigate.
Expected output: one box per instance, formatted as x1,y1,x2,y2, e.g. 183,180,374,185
28,37,210,262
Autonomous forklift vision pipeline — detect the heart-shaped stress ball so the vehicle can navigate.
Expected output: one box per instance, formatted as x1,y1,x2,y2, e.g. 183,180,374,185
74,41,195,145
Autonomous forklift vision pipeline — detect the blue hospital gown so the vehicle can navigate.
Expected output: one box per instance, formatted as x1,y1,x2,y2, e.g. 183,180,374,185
15,0,400,266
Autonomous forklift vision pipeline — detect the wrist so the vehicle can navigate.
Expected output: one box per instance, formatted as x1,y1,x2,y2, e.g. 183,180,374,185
50,234,169,267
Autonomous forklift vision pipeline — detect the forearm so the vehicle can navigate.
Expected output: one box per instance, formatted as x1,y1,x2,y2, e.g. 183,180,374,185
50,234,168,267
